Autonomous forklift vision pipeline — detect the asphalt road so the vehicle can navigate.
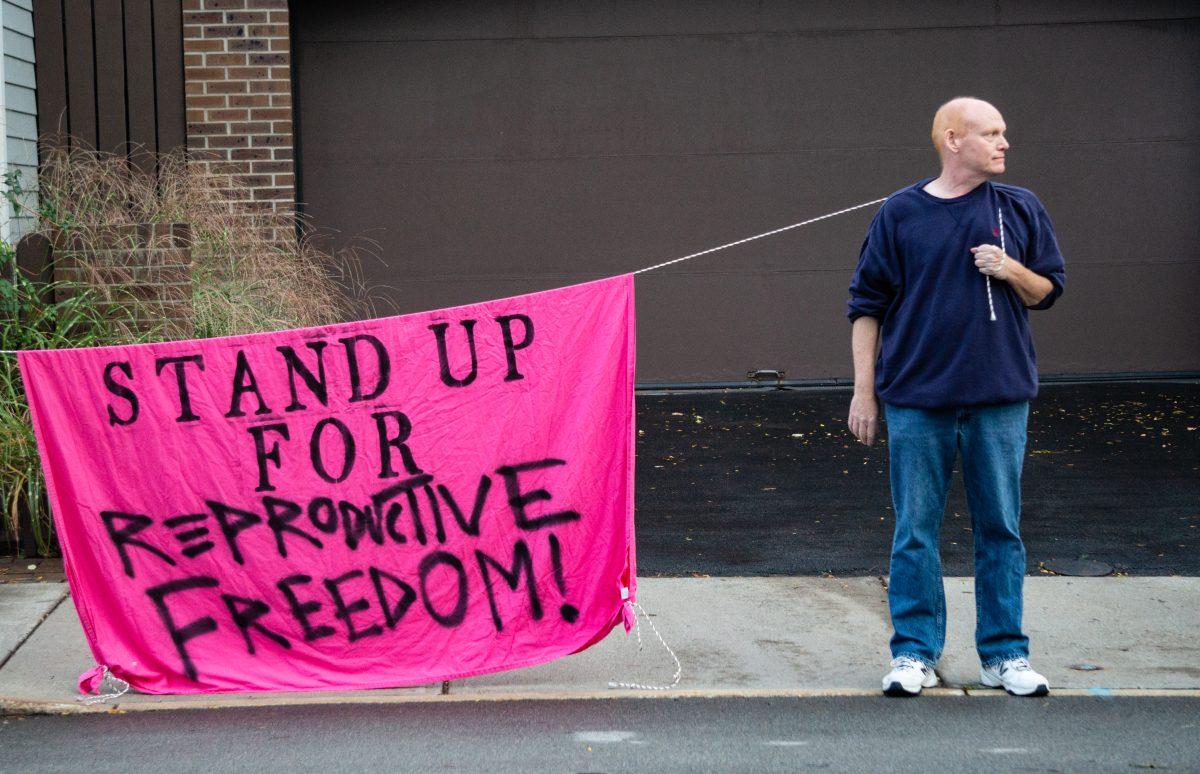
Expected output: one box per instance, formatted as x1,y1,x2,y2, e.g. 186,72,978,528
635,382,1200,576
1,697,1197,773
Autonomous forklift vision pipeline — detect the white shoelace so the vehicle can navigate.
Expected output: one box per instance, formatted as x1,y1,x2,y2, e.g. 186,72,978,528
892,656,927,672
1003,658,1033,673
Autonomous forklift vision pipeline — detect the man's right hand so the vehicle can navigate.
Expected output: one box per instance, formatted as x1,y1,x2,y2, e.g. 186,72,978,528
848,391,880,446
849,315,882,446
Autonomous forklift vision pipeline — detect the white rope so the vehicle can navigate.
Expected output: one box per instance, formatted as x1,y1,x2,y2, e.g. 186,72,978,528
78,666,131,705
0,196,888,357
631,196,888,275
608,599,682,691
985,206,1005,322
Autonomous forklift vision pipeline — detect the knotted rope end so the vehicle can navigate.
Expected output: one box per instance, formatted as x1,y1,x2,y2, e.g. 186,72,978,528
77,665,131,705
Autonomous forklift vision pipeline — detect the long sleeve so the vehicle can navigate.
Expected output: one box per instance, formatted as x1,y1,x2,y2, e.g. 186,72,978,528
1021,198,1066,311
847,206,900,322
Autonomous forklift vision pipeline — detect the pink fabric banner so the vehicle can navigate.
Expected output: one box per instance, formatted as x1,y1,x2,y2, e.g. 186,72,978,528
19,275,636,694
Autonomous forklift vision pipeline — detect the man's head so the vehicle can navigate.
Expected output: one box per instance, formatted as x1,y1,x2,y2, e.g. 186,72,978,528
931,97,1009,178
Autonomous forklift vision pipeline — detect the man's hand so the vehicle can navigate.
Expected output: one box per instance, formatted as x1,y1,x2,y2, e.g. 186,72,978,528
849,316,882,445
970,243,1056,307
848,390,880,446
971,243,1010,280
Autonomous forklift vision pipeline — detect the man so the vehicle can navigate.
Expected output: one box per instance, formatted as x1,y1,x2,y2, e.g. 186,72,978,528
846,97,1066,697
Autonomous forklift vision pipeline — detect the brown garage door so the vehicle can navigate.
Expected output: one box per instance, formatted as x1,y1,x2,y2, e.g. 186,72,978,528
292,2,1200,384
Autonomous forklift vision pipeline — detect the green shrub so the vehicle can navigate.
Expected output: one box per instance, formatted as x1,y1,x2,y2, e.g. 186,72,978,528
0,240,154,555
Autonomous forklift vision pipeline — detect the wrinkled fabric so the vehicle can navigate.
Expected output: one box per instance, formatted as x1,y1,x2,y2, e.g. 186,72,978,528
20,275,636,695
77,665,107,695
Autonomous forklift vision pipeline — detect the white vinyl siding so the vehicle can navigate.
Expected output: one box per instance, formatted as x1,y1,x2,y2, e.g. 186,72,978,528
3,0,37,242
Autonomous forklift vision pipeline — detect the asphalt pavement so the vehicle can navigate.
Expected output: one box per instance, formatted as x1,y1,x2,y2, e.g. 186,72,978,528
2,697,1197,773
635,381,1200,576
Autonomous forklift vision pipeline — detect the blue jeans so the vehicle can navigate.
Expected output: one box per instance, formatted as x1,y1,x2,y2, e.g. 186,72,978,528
884,402,1031,668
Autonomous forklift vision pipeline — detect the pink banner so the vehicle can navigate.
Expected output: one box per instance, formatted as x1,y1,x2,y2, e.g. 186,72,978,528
19,275,636,694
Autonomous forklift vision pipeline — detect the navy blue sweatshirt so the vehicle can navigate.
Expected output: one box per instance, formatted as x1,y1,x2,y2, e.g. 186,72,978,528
847,179,1066,408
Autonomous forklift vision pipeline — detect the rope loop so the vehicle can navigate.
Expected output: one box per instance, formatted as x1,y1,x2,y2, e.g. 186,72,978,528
78,666,131,705
608,599,682,691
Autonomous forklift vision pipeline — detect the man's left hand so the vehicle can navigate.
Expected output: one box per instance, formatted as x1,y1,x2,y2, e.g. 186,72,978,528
971,244,1012,280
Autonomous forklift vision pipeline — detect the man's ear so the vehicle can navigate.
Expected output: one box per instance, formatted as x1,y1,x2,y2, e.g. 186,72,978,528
944,130,960,154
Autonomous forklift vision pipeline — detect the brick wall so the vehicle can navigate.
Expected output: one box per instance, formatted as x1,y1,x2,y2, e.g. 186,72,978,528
182,0,295,245
51,224,194,338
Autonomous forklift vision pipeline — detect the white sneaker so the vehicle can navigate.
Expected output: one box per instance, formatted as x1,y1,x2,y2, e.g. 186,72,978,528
980,657,1050,697
882,656,939,696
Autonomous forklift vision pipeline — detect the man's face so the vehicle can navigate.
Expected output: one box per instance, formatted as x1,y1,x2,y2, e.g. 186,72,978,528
958,106,1009,177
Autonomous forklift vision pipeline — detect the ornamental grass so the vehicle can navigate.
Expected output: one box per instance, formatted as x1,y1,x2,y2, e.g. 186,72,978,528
0,137,376,555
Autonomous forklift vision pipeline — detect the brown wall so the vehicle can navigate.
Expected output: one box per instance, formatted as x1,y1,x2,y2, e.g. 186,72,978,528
292,1,1200,384
31,2,1200,382
182,0,296,245
50,223,194,338
32,1,297,244
33,0,185,172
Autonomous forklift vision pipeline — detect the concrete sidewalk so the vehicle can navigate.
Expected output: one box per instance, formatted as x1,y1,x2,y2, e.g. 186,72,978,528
1,576,1197,714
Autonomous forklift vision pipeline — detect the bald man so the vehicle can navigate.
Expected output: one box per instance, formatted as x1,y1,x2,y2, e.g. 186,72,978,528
846,97,1066,697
